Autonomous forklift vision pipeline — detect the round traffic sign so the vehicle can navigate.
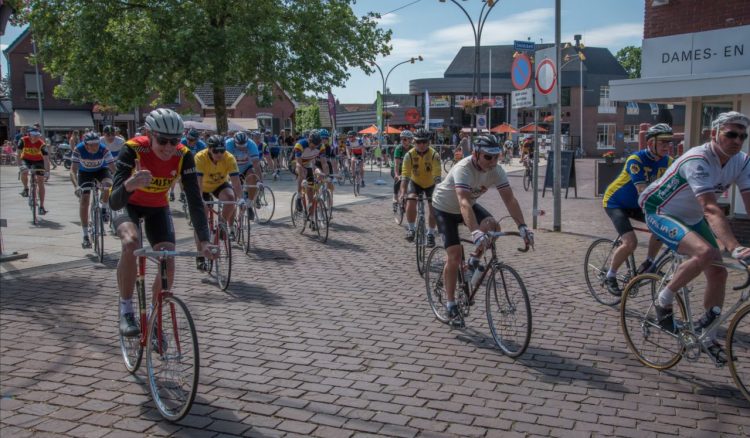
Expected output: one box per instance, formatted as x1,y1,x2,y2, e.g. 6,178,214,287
511,54,532,90
535,58,557,95
405,108,420,124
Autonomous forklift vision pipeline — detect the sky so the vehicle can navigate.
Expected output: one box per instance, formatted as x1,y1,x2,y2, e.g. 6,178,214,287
1,0,645,104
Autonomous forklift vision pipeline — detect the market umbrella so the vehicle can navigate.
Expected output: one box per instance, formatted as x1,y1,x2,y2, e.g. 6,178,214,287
490,123,518,134
358,125,378,135
520,123,548,133
384,126,401,135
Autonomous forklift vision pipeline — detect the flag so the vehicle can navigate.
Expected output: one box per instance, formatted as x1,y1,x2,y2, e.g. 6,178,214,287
376,91,383,132
327,90,337,131
424,89,430,129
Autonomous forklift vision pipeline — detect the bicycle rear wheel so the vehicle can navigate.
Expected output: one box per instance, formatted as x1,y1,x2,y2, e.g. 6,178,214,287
583,238,633,307
181,199,192,227
727,304,750,403
620,273,686,370
425,246,451,323
147,296,199,422
485,263,532,357
215,224,232,290
415,216,426,277
255,185,275,224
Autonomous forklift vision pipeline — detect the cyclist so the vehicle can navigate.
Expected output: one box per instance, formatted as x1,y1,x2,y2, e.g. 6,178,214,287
294,130,328,215
392,130,413,211
432,134,533,327
194,135,242,268
169,129,206,202
601,123,674,294
400,128,441,247
101,125,126,158
520,135,534,166
318,128,337,192
110,108,214,337
71,131,116,248
226,131,262,218
17,126,50,215
268,132,282,180
346,130,365,187
503,138,514,164
640,112,750,355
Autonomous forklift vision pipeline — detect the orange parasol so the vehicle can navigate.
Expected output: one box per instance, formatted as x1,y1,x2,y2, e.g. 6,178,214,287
490,123,518,134
384,126,401,135
519,123,548,133
358,125,378,135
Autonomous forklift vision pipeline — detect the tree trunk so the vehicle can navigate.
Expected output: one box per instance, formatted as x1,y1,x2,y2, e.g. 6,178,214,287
213,83,228,134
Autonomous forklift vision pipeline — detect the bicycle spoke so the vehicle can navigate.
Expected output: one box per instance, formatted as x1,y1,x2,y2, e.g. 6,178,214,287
728,306,750,403
485,263,531,357
425,246,451,323
583,238,623,307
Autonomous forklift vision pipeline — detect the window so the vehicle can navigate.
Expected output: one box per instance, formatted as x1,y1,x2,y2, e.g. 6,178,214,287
561,87,571,107
598,85,616,113
24,73,43,99
597,123,616,149
626,101,639,115
599,85,610,100
624,125,639,142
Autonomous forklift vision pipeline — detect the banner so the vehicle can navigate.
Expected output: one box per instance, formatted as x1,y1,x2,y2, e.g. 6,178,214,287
491,96,505,108
327,90,337,130
376,91,383,131
429,95,450,108
425,90,430,129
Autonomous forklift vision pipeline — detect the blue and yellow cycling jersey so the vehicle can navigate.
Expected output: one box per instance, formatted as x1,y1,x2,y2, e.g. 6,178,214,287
603,149,672,209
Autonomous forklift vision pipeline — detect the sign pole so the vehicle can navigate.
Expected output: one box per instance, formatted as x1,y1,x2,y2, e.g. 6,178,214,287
532,107,540,230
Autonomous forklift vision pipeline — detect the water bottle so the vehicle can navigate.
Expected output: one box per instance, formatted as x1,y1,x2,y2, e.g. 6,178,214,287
462,262,472,282
468,256,484,288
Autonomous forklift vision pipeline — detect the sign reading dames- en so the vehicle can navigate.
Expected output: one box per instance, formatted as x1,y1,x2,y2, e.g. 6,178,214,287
641,24,750,78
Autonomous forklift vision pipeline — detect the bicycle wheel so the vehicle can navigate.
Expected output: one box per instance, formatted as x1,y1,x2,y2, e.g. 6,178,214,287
255,186,275,224
485,263,532,357
321,188,333,222
315,198,329,243
181,199,192,227
620,273,686,370
523,169,532,191
353,177,360,197
443,159,454,173
146,296,199,422
290,192,301,229
727,304,750,403
584,238,632,307
425,246,451,323
244,207,252,254
234,207,245,250
415,216,426,277
94,205,104,263
119,292,144,374
393,199,405,225
31,181,37,225
215,224,232,291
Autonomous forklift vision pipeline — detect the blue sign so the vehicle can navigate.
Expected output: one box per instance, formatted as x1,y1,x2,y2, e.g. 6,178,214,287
514,40,536,52
511,54,532,90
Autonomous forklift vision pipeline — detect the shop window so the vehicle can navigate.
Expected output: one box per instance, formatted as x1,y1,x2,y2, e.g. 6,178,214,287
596,123,616,149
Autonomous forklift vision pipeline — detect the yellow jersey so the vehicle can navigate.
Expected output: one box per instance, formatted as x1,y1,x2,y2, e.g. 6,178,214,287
194,149,239,193
402,147,441,189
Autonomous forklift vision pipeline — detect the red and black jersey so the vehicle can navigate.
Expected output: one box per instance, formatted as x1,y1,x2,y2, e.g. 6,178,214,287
122,135,187,208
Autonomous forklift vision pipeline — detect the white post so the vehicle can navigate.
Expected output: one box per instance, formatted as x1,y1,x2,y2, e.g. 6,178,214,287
488,49,492,129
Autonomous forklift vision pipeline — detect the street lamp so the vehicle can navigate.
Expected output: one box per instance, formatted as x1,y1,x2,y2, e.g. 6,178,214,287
438,0,498,134
563,35,586,157
370,55,424,184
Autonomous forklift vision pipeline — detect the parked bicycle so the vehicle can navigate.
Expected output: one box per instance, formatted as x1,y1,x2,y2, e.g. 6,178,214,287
424,221,533,357
620,255,750,403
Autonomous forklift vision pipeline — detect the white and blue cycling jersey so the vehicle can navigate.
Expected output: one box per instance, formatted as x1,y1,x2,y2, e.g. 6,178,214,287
72,143,114,172
100,136,125,158
226,138,259,174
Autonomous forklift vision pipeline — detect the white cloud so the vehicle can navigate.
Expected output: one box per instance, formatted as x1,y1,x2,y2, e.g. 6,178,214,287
376,13,401,27
571,23,643,49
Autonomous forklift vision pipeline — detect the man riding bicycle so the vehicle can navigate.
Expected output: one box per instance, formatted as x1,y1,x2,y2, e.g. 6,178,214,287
392,130,413,211
226,131,262,219
71,131,116,248
294,130,328,215
110,108,214,338
346,130,365,187
640,111,750,361
17,126,51,215
432,134,534,327
400,128,441,247
601,123,674,294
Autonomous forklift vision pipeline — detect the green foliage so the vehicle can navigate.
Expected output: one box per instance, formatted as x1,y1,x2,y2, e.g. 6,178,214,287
296,104,320,132
20,0,391,132
616,46,641,79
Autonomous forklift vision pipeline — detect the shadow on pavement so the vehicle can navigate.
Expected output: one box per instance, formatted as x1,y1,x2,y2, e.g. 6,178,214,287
32,218,66,230
328,222,366,233
244,246,294,262
221,280,283,306
317,237,365,252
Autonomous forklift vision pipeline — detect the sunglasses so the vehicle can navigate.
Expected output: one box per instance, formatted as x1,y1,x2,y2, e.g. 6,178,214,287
724,131,749,141
415,140,429,144
482,153,499,161
155,135,180,146
210,149,226,154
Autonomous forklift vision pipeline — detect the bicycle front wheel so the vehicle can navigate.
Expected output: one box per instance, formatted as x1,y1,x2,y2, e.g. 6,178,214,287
425,246,451,323
393,199,405,225
584,238,625,307
95,206,105,263
244,207,252,254
255,186,275,224
119,294,144,374
147,296,199,422
485,263,532,357
31,183,37,225
727,304,750,403
523,169,532,191
215,224,232,291
314,198,329,243
234,208,245,250
620,273,686,370
290,192,301,229
353,178,360,197
415,216,426,277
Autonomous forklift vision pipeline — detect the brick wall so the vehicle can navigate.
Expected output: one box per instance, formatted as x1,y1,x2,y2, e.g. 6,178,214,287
645,0,750,38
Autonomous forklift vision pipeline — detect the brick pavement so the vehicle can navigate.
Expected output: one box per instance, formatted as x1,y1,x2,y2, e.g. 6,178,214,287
2,171,750,436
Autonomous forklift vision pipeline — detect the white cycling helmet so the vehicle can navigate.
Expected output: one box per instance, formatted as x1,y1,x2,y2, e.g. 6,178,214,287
712,111,749,130
145,108,184,136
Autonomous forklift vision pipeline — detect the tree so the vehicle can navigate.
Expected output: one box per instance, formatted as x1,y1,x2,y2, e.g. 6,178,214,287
296,104,320,132
19,1,391,133
616,46,641,79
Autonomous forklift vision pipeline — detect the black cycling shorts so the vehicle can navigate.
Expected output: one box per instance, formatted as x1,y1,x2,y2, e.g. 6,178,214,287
315,160,334,176
434,203,492,249
78,169,112,191
202,182,232,201
302,167,315,183
605,207,645,236
407,181,435,203
112,204,175,246
23,159,45,172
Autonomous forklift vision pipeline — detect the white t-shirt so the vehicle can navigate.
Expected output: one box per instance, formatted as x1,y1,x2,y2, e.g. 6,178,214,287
640,143,750,224
432,156,510,215
101,136,126,155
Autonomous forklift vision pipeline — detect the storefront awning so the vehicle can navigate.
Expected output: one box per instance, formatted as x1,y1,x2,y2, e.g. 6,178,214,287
609,70,750,104
14,109,94,129
229,118,258,130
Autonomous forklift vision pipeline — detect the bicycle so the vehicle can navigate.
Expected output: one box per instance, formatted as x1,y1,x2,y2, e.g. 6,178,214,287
413,194,431,277
290,175,329,243
620,255,750,403
338,155,352,185
584,230,674,306
424,221,533,357
78,182,106,262
204,200,235,291
352,157,363,197
393,196,406,225
522,158,533,191
119,246,202,421
19,166,45,225
234,182,276,254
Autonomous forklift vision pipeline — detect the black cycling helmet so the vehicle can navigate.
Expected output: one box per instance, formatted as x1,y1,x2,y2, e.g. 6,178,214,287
347,130,356,137
102,125,115,135
473,134,502,154
83,131,100,144
308,129,322,146
207,134,226,151
187,129,200,140
413,128,431,141
646,123,673,140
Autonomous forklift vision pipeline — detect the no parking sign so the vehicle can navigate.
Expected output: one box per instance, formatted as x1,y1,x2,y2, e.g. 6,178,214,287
476,115,487,130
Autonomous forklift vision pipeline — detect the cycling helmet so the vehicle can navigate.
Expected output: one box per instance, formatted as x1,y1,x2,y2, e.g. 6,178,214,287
646,123,673,140
187,129,200,140
347,130,356,137
413,128,431,141
712,111,750,129
308,129,322,146
83,132,100,143
319,128,330,139
207,134,226,151
473,134,502,154
102,125,115,135
234,131,248,144
145,108,183,136
400,130,413,139
251,130,262,138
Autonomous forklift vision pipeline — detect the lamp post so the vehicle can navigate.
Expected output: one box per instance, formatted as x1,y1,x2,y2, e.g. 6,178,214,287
438,0,498,135
370,55,423,184
564,35,586,157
